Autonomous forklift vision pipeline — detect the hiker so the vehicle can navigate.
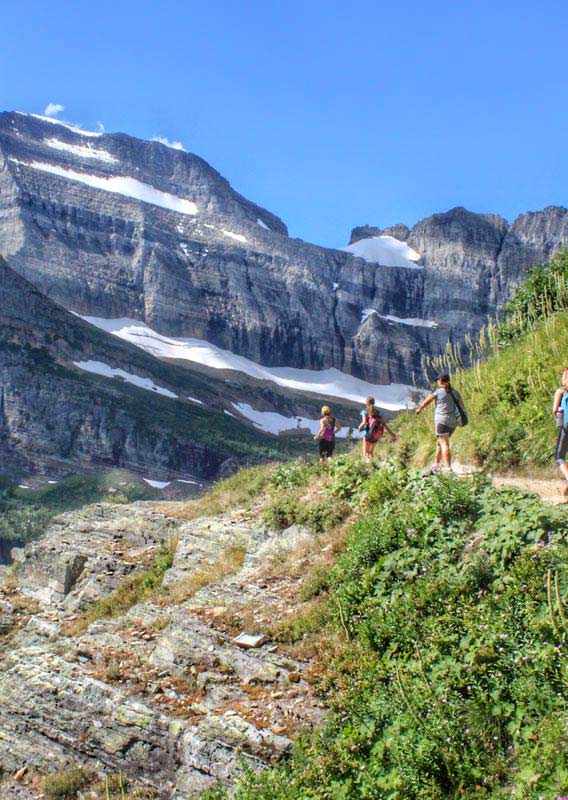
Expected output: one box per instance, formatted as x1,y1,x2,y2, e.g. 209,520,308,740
552,368,568,498
314,405,342,461
358,396,396,459
415,373,467,471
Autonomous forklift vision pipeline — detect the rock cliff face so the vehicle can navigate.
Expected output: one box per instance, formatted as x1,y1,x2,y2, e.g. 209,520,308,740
1,111,567,391
0,256,349,481
0,501,323,797
4,112,566,391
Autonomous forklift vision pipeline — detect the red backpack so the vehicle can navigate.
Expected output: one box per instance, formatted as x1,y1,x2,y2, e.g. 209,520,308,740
365,410,385,443
321,416,336,441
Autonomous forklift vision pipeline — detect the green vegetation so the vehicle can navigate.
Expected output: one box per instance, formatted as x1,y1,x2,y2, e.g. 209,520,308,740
43,766,95,799
0,471,157,545
210,460,568,800
69,538,177,634
262,456,373,533
392,249,568,470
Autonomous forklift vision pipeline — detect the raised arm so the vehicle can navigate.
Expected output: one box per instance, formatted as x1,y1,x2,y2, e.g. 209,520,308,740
313,418,325,440
415,393,436,415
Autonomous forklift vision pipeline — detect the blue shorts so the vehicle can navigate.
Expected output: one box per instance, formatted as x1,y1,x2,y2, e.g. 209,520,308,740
435,423,456,437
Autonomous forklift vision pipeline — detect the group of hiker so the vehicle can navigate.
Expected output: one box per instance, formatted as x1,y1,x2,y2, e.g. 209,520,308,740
315,368,568,500
314,372,466,468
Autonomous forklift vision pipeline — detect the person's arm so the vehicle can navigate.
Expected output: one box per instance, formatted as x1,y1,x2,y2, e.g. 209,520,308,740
313,418,325,440
335,418,342,432
383,421,397,441
416,393,436,415
357,413,368,432
553,388,565,415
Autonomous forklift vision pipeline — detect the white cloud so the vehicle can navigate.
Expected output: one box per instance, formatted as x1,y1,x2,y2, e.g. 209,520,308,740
152,135,185,151
44,103,65,118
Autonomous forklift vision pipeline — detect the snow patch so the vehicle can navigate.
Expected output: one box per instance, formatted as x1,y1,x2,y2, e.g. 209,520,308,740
78,316,416,409
72,360,178,398
179,243,190,256
44,138,118,163
24,112,103,137
257,218,270,230
333,282,339,291
222,230,247,243
188,396,204,405
11,160,198,216
344,235,421,269
380,314,438,328
232,402,351,437
143,479,171,489
178,479,200,485
361,309,438,328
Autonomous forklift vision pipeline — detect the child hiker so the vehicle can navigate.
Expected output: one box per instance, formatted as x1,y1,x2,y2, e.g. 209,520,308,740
358,396,396,459
314,405,341,461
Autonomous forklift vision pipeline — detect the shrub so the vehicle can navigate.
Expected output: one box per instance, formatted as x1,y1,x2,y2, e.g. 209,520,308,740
43,766,94,799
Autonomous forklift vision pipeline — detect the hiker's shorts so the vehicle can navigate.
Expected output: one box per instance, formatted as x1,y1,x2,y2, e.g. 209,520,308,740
319,439,335,458
555,425,568,466
435,423,456,437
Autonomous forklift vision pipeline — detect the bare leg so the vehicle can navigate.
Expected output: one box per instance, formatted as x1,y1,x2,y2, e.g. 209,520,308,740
435,439,443,466
439,435,451,469
559,463,568,496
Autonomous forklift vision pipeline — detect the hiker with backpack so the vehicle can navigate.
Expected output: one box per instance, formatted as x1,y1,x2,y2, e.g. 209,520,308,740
358,396,396,459
314,405,342,461
552,367,568,499
415,373,467,471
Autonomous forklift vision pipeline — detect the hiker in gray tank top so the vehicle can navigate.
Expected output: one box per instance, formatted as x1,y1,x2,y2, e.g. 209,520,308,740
433,385,464,427
415,372,467,472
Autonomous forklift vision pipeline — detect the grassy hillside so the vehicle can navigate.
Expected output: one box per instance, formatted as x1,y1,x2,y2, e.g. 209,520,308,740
389,250,568,470
201,457,568,800
391,310,568,469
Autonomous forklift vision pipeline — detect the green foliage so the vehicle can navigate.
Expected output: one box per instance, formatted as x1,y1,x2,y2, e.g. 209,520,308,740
71,539,176,633
229,464,568,800
397,249,568,471
43,766,94,799
499,249,568,344
0,471,157,545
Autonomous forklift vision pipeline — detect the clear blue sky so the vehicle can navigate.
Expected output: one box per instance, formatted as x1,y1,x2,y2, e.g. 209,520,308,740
2,0,567,248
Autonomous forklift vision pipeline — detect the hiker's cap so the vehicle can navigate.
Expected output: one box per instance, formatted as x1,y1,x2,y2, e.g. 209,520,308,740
437,373,451,383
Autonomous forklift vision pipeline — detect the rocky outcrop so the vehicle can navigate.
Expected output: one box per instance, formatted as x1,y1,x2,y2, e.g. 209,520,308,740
0,501,324,796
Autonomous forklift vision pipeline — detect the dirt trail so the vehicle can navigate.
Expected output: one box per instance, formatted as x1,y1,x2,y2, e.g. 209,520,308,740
452,462,567,505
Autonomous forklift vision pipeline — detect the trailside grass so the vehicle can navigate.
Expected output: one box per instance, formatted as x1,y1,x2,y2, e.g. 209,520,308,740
390,311,568,471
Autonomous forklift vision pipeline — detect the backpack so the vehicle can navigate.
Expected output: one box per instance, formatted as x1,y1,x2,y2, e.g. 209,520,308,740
449,390,468,427
365,411,385,443
321,416,336,441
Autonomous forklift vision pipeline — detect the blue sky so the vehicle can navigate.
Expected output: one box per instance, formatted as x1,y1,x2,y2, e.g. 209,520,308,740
2,0,567,248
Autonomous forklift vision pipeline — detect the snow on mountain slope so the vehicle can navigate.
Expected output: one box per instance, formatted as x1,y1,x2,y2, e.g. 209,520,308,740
44,138,118,163
10,159,199,215
79,316,416,409
361,310,438,328
344,235,422,268
72,361,179,397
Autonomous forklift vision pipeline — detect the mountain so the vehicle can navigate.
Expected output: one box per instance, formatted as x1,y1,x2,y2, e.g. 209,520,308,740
0,254,367,481
4,112,564,392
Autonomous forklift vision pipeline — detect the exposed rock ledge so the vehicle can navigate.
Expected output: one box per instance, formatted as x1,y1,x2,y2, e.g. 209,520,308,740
0,502,325,798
